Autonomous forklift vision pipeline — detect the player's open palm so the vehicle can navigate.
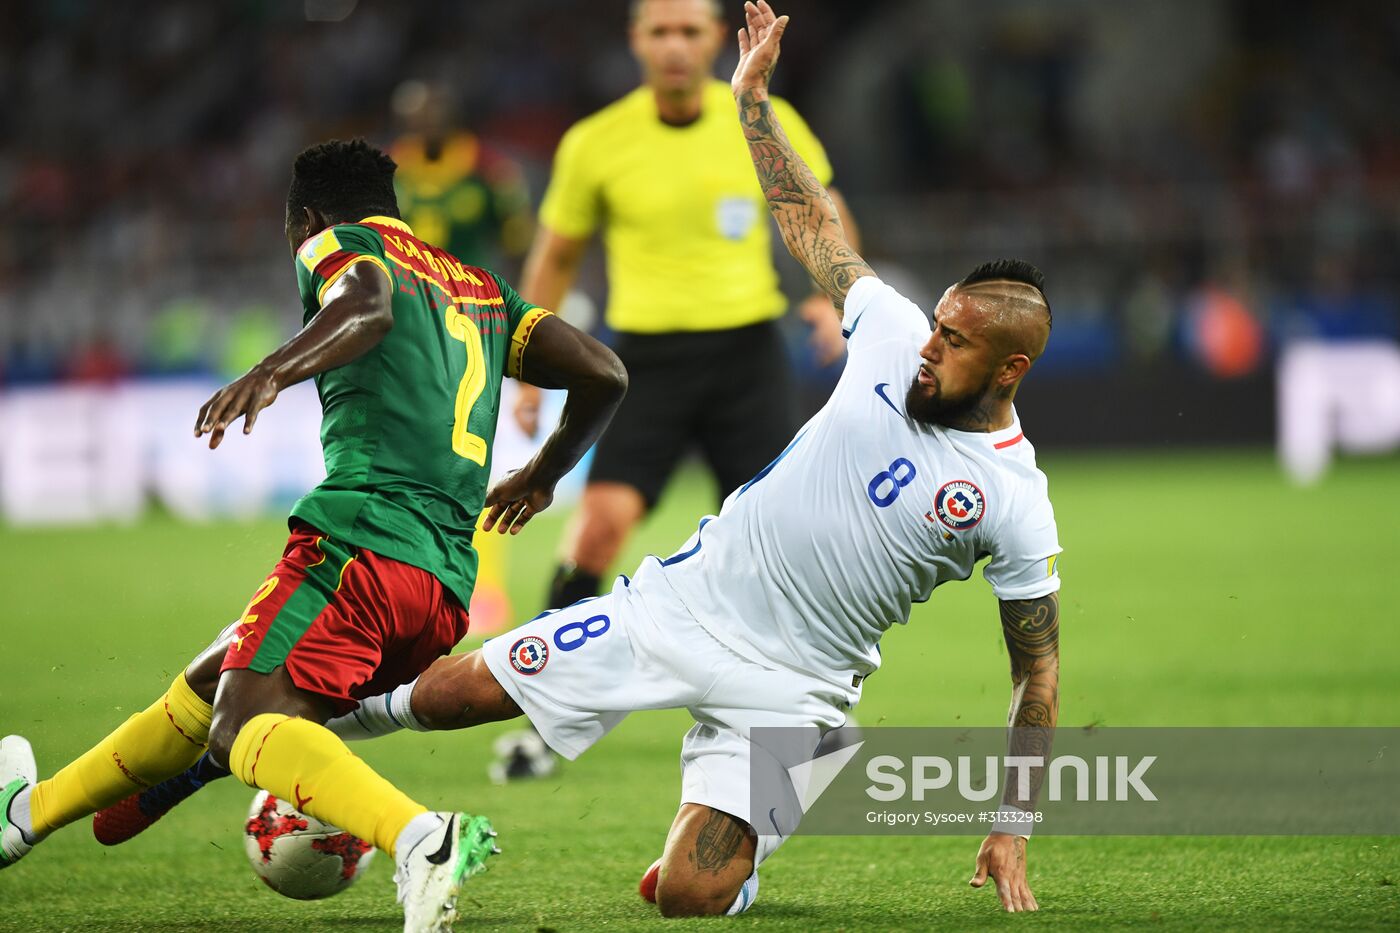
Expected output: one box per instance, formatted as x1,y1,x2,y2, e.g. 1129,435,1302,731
969,833,1040,912
195,366,280,450
732,1,789,96
482,468,554,535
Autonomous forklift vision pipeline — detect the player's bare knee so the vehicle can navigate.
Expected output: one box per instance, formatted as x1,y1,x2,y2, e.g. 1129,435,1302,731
183,622,239,704
655,875,741,918
183,650,224,705
654,806,755,918
204,708,247,769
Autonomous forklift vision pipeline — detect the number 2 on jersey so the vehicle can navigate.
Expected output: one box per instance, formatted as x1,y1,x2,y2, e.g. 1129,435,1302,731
445,308,487,464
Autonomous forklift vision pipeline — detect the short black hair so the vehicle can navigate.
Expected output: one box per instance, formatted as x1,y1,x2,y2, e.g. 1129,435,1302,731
959,258,1051,327
629,0,722,21
287,139,400,224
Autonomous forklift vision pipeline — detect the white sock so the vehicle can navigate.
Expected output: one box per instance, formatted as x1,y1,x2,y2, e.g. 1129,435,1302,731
726,871,759,915
394,811,446,861
325,678,426,741
7,785,38,843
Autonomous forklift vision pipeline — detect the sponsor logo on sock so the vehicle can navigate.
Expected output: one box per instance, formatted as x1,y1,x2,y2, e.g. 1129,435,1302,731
110,751,151,789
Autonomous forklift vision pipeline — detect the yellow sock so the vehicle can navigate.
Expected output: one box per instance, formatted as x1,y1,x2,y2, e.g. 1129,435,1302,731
31,672,212,835
229,713,427,857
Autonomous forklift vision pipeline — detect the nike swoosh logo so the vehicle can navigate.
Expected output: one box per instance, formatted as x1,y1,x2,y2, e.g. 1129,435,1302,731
874,383,903,417
425,815,456,865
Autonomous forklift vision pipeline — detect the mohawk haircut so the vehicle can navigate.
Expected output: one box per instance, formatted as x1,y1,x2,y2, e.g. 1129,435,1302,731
287,139,400,225
960,258,1052,328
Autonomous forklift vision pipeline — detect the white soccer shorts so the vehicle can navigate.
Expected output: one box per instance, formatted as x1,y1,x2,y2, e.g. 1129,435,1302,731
480,567,860,859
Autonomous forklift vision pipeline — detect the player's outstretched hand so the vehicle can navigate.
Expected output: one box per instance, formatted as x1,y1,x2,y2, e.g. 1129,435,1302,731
194,365,280,450
482,467,555,535
732,0,789,97
969,833,1040,912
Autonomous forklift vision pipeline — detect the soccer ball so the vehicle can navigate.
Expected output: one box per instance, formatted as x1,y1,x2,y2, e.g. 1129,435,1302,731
244,790,376,900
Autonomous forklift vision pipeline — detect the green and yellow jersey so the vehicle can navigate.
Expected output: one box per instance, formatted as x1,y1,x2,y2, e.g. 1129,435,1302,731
291,215,550,608
539,79,832,334
391,132,531,266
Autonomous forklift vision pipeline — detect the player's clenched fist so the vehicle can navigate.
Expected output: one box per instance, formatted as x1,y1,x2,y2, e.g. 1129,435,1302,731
194,365,280,449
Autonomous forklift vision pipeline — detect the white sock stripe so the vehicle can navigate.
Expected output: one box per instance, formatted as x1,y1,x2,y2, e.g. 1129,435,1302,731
383,692,404,729
391,678,427,732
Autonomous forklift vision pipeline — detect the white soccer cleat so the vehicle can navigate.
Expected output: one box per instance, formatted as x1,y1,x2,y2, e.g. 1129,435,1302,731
394,811,498,933
0,735,38,870
727,869,760,915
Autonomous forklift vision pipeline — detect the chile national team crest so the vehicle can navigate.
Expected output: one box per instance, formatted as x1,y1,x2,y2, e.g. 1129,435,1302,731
932,480,986,531
508,636,549,675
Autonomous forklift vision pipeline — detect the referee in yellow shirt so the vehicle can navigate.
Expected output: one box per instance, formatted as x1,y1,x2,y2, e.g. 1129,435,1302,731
517,0,859,615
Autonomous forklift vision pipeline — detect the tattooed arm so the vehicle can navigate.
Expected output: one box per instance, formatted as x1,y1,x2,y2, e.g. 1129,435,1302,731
1000,592,1061,801
969,591,1059,912
732,1,872,309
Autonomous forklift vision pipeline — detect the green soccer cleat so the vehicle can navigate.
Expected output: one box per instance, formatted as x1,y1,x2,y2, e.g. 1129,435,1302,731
394,811,499,932
0,735,38,870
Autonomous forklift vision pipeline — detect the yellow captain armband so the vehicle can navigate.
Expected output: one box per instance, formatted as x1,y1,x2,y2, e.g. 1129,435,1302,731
298,229,341,272
507,308,553,379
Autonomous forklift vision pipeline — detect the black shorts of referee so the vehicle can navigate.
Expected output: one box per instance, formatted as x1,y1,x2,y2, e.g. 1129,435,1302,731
588,319,798,509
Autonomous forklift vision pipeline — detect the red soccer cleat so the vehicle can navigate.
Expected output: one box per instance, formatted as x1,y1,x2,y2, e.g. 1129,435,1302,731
638,857,662,903
92,793,167,846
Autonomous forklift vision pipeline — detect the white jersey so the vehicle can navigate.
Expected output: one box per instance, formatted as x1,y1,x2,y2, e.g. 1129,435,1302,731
639,276,1062,683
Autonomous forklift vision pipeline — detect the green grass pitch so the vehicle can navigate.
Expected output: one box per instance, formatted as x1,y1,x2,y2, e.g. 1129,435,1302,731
2,451,1397,930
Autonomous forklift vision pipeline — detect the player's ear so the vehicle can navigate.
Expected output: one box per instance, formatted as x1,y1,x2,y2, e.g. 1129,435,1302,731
303,207,331,237
999,353,1031,387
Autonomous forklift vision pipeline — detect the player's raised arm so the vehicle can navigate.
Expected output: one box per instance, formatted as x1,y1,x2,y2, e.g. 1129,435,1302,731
480,315,627,535
969,591,1060,912
194,261,393,449
732,1,871,309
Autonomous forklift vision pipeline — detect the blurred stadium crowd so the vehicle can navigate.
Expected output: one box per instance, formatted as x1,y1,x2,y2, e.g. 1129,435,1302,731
1,0,1396,389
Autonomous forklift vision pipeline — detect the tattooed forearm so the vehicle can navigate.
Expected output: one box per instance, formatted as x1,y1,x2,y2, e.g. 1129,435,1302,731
736,89,872,308
999,593,1060,807
1001,593,1059,687
692,809,748,873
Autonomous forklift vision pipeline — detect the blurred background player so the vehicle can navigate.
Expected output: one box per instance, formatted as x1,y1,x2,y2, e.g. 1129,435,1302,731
389,78,532,278
390,78,536,637
497,0,860,782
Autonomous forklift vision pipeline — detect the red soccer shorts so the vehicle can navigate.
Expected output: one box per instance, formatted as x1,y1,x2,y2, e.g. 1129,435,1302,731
221,521,470,715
